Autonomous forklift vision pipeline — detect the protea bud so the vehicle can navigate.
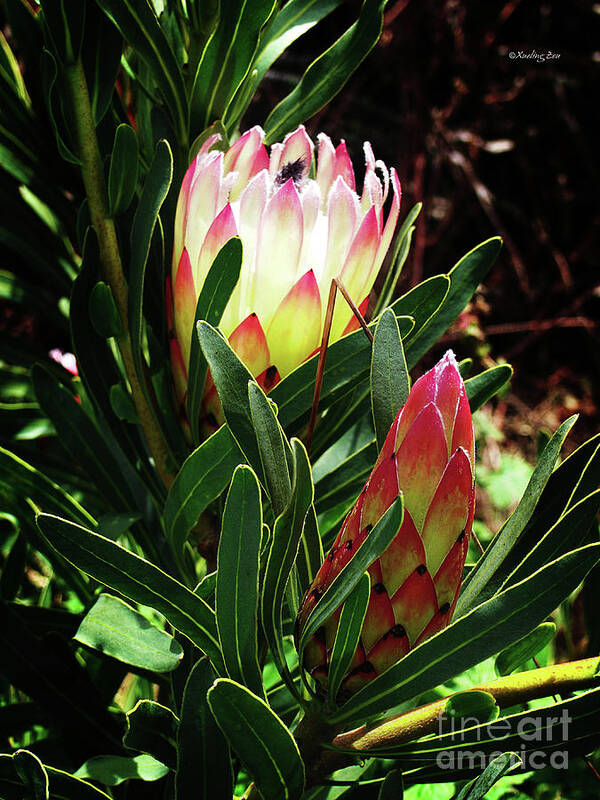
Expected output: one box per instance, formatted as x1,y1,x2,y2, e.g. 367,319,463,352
168,125,401,431
296,351,475,698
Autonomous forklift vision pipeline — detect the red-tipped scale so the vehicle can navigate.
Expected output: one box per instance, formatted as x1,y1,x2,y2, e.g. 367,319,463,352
168,125,402,435
296,351,475,698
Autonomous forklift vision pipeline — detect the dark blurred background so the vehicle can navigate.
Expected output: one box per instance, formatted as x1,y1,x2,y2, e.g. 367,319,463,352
251,0,600,456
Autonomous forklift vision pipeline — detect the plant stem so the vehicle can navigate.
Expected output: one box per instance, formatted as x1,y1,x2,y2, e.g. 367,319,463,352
306,657,600,786
65,57,175,488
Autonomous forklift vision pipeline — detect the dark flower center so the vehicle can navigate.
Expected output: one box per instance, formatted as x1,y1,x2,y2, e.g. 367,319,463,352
275,157,306,187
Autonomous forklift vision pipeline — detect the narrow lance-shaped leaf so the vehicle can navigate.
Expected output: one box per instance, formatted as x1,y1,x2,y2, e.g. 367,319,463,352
295,504,324,596
464,364,512,411
188,237,243,442
190,0,277,131
175,658,234,800
31,364,138,512
248,381,292,516
328,572,371,705
207,678,305,800
455,752,521,800
75,593,184,673
93,0,188,141
108,124,138,216
262,438,313,699
164,425,243,574
370,307,410,450
264,0,386,142
128,139,172,392
36,513,224,673
405,237,502,365
457,414,578,615
0,446,95,528
500,489,600,591
216,466,264,697
225,0,343,128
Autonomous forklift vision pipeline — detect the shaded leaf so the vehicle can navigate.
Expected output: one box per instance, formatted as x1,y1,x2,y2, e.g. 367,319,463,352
175,658,234,800
207,678,305,800
217,466,264,697
75,593,184,672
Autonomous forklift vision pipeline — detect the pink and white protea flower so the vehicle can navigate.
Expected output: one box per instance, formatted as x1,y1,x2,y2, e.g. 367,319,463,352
168,125,401,430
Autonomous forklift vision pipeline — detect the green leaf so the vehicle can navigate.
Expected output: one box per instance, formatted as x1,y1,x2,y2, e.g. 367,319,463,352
375,202,422,315
465,364,512,412
264,0,386,143
295,504,324,596
187,237,243,442
128,139,172,390
110,383,139,423
41,49,80,164
495,622,556,676
249,382,292,516
207,678,305,800
406,237,502,365
13,749,48,800
501,490,600,591
495,435,600,585
457,415,578,614
124,700,178,769
197,320,263,479
36,513,224,672
31,364,138,511
89,281,122,338
330,543,600,725
94,0,188,140
0,446,95,527
455,752,520,800
74,754,168,787
39,0,85,63
370,308,410,450
108,124,139,215
262,438,314,697
378,769,403,800
190,0,277,132
226,0,343,128
176,658,234,800
71,234,161,502
252,0,343,89
314,439,376,514
443,690,498,725
298,495,403,656
217,466,264,697
75,593,184,673
164,425,243,571
82,1,123,123
0,754,112,800
328,572,370,705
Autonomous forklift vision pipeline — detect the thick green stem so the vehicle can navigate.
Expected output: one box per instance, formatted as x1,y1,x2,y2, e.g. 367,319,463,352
306,657,600,787
65,58,175,488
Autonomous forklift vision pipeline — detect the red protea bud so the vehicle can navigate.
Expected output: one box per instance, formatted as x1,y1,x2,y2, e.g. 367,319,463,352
296,350,475,698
